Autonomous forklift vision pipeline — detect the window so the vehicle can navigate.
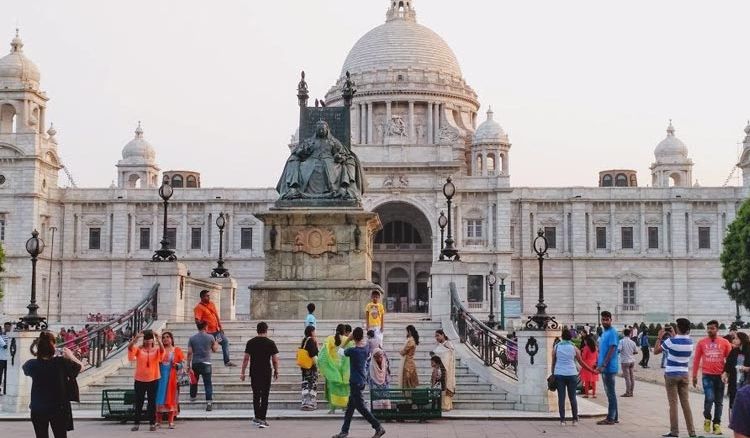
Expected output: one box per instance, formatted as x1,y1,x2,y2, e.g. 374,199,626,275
171,174,183,188
475,155,483,173
186,175,197,188
374,221,422,244
0,218,4,241
615,173,628,187
467,275,484,303
191,227,202,250
601,174,613,187
166,227,177,249
241,228,253,250
487,154,496,172
139,228,151,250
623,281,636,307
596,226,607,249
698,226,711,249
544,226,556,249
467,220,483,238
648,227,659,249
88,228,101,250
621,227,633,249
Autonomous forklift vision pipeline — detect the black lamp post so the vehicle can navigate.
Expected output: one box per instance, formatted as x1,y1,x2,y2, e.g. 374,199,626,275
498,272,507,330
733,279,743,327
211,212,230,278
152,176,176,262
438,211,447,255
18,230,47,330
487,271,497,329
596,301,601,328
525,228,559,330
440,177,459,261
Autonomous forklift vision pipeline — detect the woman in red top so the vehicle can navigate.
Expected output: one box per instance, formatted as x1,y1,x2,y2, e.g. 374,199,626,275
127,330,164,431
580,334,598,398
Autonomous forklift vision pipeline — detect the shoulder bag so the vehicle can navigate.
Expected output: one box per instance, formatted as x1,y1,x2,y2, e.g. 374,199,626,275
296,337,314,370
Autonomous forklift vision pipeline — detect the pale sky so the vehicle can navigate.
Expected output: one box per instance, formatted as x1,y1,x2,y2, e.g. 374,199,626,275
4,0,749,188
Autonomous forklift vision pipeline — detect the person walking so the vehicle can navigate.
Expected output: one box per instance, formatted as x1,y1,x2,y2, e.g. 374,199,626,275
693,319,732,435
242,322,280,428
432,329,456,411
552,328,598,425
595,311,620,425
639,331,651,368
127,330,164,431
187,321,219,412
653,318,696,438
154,331,184,429
331,327,386,438
194,289,236,367
398,325,419,389
23,331,83,438
725,332,750,415
618,328,639,397
580,334,598,398
299,325,319,411
319,324,352,413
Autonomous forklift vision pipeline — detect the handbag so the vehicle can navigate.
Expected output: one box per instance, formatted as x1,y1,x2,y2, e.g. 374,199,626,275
547,374,557,392
296,337,314,370
177,362,191,387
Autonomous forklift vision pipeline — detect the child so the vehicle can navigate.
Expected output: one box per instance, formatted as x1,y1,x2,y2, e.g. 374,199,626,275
305,303,317,328
365,290,385,344
431,356,446,391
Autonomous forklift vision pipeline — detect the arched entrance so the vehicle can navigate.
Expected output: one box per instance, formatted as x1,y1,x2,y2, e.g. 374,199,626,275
371,201,433,313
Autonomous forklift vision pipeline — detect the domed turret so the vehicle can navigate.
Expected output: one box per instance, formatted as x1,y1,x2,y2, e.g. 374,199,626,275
473,108,508,144
471,107,511,182
0,30,41,89
654,120,688,162
116,122,160,188
121,122,156,164
650,120,693,187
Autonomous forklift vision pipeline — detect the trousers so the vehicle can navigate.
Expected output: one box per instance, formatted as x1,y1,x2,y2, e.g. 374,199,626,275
189,362,213,401
251,375,272,420
665,375,696,436
621,362,635,395
31,411,68,438
340,383,381,434
133,379,158,426
702,374,725,425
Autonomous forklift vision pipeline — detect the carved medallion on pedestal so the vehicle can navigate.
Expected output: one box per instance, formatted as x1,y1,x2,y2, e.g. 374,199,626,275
293,227,337,257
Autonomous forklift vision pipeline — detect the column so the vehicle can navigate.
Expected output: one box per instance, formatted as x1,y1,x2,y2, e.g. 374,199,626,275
433,103,440,143
367,103,373,145
352,104,359,144
482,146,488,176
609,203,616,252
386,101,392,121
408,101,415,142
426,102,433,145
640,203,647,254
360,103,366,144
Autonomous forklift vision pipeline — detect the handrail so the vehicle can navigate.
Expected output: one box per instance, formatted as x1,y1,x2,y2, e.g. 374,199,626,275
449,282,518,380
56,283,159,372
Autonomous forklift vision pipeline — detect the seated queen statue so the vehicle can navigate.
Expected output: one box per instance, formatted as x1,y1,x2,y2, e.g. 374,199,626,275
276,120,364,201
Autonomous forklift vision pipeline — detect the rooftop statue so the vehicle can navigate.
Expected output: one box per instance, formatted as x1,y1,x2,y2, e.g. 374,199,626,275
276,120,364,202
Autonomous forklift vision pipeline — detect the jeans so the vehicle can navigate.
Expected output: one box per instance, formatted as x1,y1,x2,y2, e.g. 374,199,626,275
554,374,578,421
31,411,68,438
621,362,635,395
601,372,618,422
251,375,272,420
340,383,382,434
210,331,231,365
133,379,158,426
703,374,725,425
665,375,695,436
640,347,650,367
0,359,6,392
189,362,213,401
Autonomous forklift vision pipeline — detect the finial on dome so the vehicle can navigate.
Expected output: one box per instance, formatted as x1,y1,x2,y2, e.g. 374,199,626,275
386,0,417,23
486,106,494,121
135,121,144,138
744,120,750,135
10,28,23,53
47,123,57,144
666,119,675,136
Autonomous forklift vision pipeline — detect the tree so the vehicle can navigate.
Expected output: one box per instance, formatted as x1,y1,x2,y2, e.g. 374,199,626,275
721,198,750,309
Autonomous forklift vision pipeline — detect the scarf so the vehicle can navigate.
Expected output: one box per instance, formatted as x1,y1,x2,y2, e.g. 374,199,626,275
369,348,388,385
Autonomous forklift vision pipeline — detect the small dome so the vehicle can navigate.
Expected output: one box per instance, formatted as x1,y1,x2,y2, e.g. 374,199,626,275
654,120,688,161
0,30,40,87
121,122,156,163
473,108,508,144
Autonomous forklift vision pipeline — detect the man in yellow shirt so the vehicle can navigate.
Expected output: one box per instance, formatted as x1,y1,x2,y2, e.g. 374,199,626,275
365,290,385,343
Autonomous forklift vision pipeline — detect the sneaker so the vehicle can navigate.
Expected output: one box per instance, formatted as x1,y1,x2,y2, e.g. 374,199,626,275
661,433,679,437
258,420,269,429
168,423,175,430
251,417,261,425
372,428,386,438
190,397,197,402
714,423,722,435
206,403,213,412
704,419,712,433
331,434,348,438
560,421,566,426
149,425,157,431
596,419,616,425
572,420,578,426
131,425,140,432
225,361,237,367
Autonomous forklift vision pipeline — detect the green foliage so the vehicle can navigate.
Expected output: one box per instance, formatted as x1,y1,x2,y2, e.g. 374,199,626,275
697,322,705,329
720,323,727,330
648,323,656,336
721,198,750,309
655,323,663,333
639,322,648,334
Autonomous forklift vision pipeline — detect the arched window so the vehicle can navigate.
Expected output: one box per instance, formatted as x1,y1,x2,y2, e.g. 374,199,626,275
128,174,142,189
186,175,197,188
486,153,496,172
602,174,613,187
615,173,628,187
372,271,381,285
629,174,637,187
374,221,423,244
0,104,16,134
171,174,184,188
669,173,681,187
476,155,483,174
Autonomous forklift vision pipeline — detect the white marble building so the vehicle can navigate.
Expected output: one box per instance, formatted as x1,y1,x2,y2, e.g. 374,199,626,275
1,1,749,326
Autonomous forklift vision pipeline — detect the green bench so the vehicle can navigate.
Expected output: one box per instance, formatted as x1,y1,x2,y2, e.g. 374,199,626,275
101,389,137,423
370,388,442,421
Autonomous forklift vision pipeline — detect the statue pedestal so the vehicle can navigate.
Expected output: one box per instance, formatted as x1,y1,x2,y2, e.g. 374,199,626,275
251,207,382,320
515,329,561,412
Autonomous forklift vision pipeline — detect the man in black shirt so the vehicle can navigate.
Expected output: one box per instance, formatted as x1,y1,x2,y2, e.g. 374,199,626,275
241,322,279,428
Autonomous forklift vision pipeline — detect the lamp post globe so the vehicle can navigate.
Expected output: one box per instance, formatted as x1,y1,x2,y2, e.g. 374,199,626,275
153,177,177,262
440,177,459,261
438,211,448,257
442,177,456,199
211,212,230,277
487,271,497,328
19,229,47,330
525,228,558,330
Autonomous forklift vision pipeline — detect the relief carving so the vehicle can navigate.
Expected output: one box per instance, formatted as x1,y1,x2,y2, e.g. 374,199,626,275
293,227,337,257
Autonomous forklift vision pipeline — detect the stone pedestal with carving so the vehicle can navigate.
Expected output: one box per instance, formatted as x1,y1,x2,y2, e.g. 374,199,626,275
251,207,382,319
515,329,561,412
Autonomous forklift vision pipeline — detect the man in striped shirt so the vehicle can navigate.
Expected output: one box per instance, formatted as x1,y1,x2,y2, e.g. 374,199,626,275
653,318,697,438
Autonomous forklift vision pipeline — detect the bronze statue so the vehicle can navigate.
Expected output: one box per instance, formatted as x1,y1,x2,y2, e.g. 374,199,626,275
276,120,364,201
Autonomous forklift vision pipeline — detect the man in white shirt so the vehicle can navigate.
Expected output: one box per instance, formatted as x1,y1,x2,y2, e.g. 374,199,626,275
618,328,639,397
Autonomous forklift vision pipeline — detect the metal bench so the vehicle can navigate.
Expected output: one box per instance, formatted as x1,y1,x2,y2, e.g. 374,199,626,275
370,387,441,421
101,389,137,423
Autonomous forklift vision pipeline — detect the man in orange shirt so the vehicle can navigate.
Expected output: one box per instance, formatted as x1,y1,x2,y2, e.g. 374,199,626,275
692,319,732,435
194,289,235,366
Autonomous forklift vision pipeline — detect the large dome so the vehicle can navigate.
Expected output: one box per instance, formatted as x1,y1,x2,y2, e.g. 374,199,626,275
340,3,462,78
0,31,40,88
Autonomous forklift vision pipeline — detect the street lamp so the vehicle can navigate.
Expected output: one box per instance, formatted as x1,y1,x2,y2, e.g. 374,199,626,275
440,177,459,261
498,272,508,330
525,228,559,330
486,271,497,329
18,230,47,330
152,176,177,262
438,211,448,254
596,301,602,328
733,279,743,327
211,212,230,278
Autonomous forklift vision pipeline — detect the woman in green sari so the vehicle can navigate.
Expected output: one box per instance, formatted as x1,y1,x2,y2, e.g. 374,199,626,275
318,324,351,413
